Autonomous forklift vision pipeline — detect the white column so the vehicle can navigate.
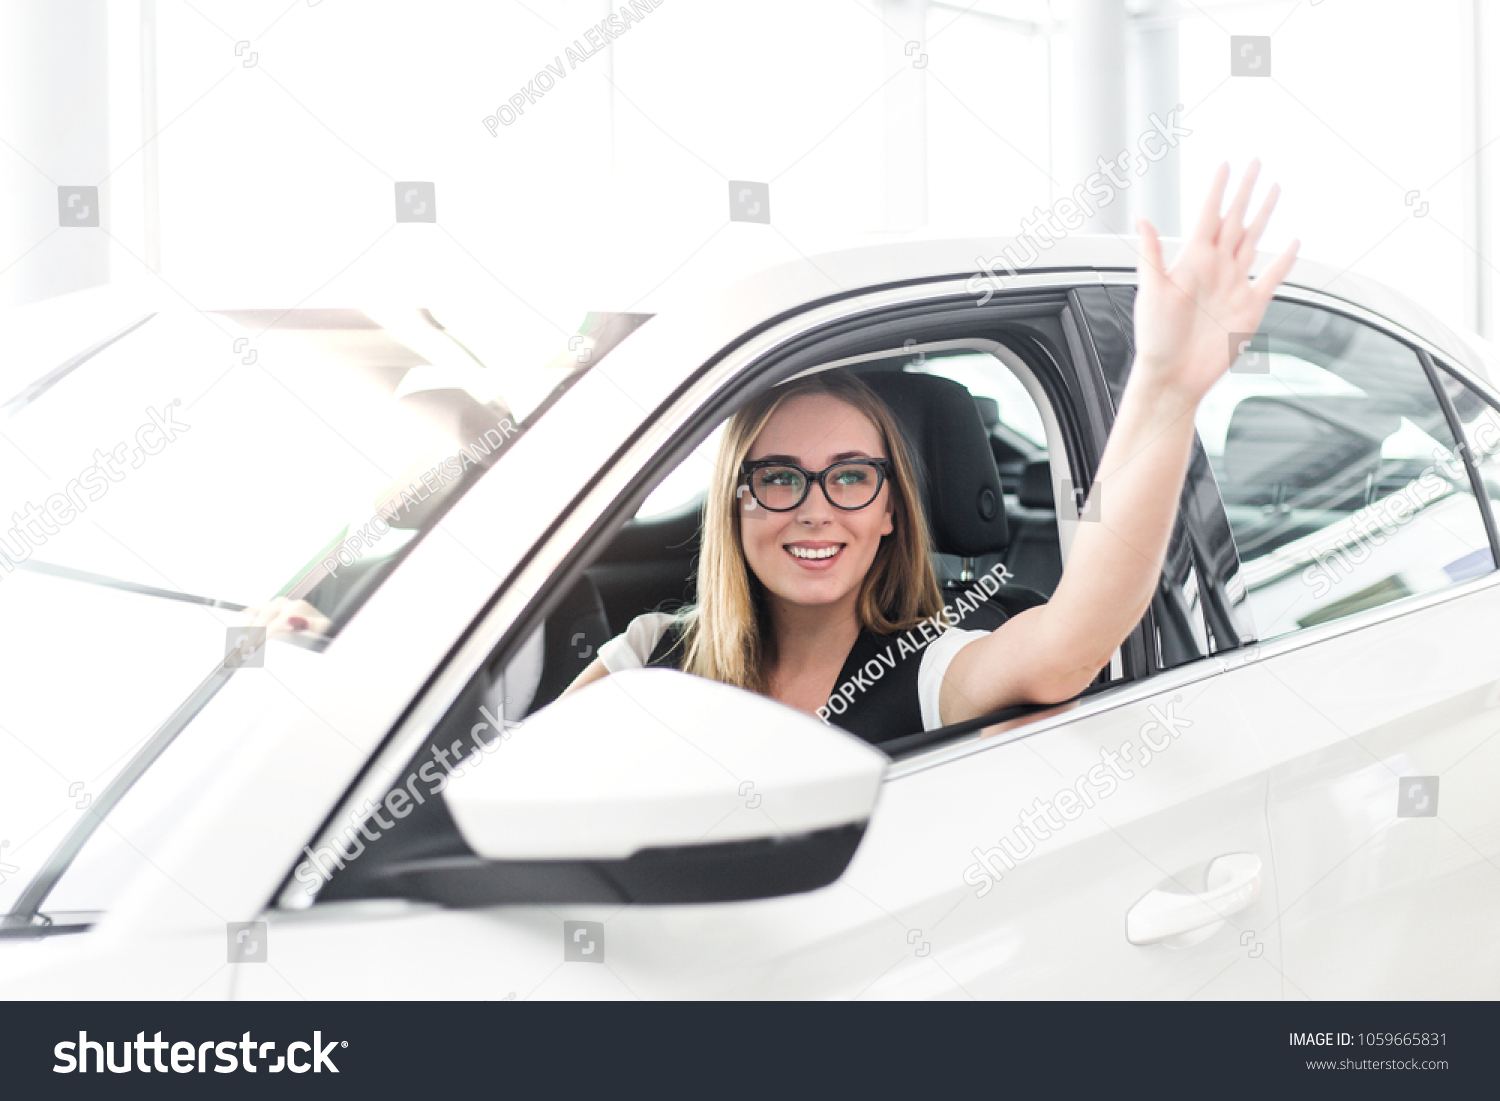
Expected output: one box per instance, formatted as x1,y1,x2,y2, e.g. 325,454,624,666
141,0,161,273
1132,0,1180,236
1461,0,1493,337
0,1,111,306
1071,0,1128,233
882,0,928,232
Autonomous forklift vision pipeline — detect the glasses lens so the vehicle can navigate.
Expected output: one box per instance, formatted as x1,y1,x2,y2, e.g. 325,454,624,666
750,465,807,510
825,461,882,508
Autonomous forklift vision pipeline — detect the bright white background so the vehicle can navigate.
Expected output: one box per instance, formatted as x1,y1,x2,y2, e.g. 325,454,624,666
0,0,1496,374
0,0,1496,961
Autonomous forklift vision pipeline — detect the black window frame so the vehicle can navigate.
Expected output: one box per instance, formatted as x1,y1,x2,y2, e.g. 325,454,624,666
1422,351,1500,568
1078,283,1231,672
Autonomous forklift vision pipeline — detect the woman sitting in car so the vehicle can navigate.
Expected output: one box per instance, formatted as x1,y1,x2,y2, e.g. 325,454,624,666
562,164,1298,742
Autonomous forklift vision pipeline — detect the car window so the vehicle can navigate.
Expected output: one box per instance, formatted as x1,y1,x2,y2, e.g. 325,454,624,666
911,351,1063,601
1154,519,1214,667
633,425,723,520
1196,300,1495,640
916,351,1047,449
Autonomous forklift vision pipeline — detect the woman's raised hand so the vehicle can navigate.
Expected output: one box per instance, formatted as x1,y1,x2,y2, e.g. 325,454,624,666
941,164,1301,724
1131,160,1300,404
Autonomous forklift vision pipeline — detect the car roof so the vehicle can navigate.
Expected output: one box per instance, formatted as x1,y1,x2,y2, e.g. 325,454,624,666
638,234,1498,391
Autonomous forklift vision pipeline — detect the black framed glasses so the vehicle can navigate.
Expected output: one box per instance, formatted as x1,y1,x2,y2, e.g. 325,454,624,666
738,458,892,512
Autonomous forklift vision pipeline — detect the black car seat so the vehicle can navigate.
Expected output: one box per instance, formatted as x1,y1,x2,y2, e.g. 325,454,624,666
1002,458,1065,595
972,394,1032,495
858,371,1049,624
1221,395,1396,510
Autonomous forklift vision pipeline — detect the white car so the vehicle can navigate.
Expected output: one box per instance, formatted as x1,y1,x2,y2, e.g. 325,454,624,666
4,237,1500,1000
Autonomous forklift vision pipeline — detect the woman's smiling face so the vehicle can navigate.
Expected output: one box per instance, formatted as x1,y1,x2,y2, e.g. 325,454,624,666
739,392,894,612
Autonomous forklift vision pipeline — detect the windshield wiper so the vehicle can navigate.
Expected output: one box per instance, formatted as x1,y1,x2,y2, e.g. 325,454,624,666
1,563,273,931
2,654,244,932
13,559,246,611
0,910,98,939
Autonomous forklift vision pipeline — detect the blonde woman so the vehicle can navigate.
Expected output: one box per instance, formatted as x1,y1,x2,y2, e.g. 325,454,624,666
563,164,1298,743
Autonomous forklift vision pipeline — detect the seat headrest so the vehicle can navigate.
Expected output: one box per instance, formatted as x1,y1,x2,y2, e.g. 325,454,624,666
973,395,1000,432
1018,459,1054,509
1222,396,1397,507
858,372,1009,557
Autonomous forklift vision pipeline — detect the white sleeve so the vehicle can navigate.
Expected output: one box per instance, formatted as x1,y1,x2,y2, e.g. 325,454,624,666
597,612,680,673
917,627,991,731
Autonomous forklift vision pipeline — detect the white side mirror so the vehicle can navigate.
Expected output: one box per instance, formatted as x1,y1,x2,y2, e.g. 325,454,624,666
445,668,887,863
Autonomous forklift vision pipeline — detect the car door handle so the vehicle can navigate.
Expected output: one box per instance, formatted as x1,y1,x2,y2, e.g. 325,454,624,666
1126,853,1262,946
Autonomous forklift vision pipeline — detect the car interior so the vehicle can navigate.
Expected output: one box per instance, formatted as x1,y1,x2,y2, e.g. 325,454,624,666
522,348,1071,720
310,344,1085,907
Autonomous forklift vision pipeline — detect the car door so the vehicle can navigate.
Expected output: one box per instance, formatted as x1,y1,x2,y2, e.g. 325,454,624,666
236,272,1285,999
1180,293,1500,998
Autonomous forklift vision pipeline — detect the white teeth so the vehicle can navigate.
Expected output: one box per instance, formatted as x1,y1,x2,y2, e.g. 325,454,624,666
787,545,842,560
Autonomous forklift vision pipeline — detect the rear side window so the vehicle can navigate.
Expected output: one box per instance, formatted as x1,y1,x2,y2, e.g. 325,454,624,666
1196,300,1495,640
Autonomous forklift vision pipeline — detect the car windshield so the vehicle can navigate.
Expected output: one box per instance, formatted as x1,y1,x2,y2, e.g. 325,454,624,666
0,286,643,923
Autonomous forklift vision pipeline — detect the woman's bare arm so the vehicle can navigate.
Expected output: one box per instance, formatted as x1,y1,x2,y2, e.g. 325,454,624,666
559,656,612,700
941,161,1299,726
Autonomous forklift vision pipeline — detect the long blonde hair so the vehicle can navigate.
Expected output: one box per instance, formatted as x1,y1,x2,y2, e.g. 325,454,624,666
673,369,944,693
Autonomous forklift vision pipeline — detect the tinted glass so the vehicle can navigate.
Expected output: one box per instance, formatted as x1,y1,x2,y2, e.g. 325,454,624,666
1197,301,1494,640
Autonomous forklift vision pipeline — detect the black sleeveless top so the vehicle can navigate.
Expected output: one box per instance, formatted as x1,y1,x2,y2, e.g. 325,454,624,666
644,622,929,746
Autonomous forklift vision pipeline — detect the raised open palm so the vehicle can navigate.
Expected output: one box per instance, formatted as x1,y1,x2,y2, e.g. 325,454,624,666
1132,161,1300,402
